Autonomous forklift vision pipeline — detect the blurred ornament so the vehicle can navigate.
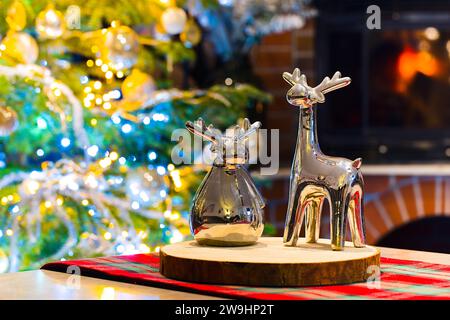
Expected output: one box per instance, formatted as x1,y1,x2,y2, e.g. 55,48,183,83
121,69,156,103
100,22,140,71
0,105,19,137
0,249,9,273
20,178,40,196
76,233,113,256
180,19,202,47
36,5,65,39
161,7,187,35
1,32,39,64
6,0,27,31
126,168,168,208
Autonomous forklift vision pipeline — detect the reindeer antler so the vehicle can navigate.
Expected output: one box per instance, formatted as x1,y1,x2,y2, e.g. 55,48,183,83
235,118,261,141
283,68,351,106
312,71,351,103
185,118,220,143
282,68,307,86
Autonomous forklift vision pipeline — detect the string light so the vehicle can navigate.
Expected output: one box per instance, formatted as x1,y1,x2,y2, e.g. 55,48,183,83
61,137,71,148
93,81,102,90
111,115,121,124
109,151,119,161
11,205,20,214
148,151,157,161
156,166,166,175
170,169,182,189
105,71,113,79
37,117,47,129
121,124,132,134
131,201,140,210
87,145,99,157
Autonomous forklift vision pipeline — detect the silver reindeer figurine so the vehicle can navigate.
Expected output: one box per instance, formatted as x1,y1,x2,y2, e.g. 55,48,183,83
282,68,366,251
186,118,265,246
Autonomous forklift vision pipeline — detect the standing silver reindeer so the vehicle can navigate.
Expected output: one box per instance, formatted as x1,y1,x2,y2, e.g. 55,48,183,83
186,118,265,246
282,68,366,251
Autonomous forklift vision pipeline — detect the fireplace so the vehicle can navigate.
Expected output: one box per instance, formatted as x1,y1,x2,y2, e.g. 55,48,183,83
314,0,450,163
377,216,450,253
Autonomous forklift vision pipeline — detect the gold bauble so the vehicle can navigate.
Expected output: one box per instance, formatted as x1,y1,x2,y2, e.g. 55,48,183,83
1,31,39,64
100,23,140,72
161,7,187,35
6,0,27,32
0,105,19,137
36,5,65,39
180,19,202,47
121,69,156,103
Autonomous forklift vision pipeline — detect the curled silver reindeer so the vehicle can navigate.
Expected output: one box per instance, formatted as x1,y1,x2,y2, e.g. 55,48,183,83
282,68,366,250
186,118,265,246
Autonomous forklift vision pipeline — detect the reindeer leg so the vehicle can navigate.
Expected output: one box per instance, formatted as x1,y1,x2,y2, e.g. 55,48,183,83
284,182,307,247
283,201,305,247
329,188,350,251
305,195,324,243
347,185,366,248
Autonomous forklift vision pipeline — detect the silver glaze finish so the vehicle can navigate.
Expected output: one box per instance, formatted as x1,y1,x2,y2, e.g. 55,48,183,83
282,68,366,251
186,118,265,246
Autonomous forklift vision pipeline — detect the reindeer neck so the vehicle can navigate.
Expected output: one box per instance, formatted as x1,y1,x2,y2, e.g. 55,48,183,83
294,106,322,163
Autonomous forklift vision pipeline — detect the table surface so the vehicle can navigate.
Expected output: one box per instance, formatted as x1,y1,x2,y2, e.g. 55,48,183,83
0,246,448,300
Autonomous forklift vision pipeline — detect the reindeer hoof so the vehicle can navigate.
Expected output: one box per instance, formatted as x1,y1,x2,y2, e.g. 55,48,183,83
331,244,344,251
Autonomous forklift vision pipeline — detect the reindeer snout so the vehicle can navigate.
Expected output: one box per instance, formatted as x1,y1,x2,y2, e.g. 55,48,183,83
287,84,311,107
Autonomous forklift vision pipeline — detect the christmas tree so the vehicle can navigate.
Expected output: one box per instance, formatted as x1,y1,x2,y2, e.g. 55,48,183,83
0,0,273,272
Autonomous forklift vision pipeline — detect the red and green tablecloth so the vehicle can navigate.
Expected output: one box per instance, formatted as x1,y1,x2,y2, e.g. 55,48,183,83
41,253,450,300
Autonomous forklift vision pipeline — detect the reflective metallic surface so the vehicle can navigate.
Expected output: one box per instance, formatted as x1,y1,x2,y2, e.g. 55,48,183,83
282,68,366,251
186,118,265,246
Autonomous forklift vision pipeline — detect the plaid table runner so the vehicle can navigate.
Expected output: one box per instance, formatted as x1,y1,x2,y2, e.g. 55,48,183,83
41,253,450,300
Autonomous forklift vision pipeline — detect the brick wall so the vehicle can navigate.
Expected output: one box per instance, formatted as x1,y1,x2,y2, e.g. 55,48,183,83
250,20,316,166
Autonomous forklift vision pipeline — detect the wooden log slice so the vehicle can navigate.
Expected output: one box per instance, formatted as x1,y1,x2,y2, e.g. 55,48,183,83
160,237,380,287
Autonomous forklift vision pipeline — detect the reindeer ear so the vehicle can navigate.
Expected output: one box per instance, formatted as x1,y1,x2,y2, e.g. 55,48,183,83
243,118,251,131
